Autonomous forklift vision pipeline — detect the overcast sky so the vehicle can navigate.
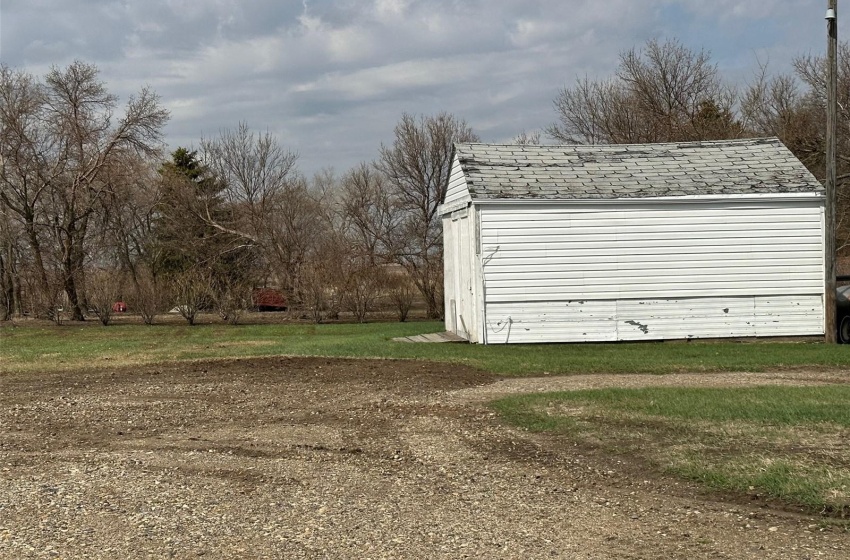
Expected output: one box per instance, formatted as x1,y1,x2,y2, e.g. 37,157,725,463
0,0,833,176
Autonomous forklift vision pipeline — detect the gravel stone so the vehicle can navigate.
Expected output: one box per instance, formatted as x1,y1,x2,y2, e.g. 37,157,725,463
0,358,847,559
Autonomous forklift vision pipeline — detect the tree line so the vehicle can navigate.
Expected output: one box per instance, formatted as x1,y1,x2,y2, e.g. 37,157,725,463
0,60,477,324
1,38,848,324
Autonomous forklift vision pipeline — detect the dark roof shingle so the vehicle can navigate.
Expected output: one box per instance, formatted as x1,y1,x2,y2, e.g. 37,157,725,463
454,138,823,200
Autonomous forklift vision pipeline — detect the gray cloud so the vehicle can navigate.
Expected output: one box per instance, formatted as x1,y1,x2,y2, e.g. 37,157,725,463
0,0,828,175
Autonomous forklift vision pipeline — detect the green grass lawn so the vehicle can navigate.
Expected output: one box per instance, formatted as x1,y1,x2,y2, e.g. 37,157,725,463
1,319,849,375
492,386,850,516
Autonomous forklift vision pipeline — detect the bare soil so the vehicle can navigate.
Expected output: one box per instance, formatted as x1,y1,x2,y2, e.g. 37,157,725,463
1,358,848,559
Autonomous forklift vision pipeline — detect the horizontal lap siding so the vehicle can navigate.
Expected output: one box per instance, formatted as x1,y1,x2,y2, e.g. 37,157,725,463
443,156,471,207
485,296,824,343
480,200,824,343
485,301,618,343
480,202,823,301
615,296,822,340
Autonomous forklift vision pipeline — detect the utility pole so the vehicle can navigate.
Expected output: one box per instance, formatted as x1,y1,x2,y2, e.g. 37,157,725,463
825,0,838,343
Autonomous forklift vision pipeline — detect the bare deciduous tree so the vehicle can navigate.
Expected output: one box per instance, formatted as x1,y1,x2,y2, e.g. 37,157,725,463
341,261,387,323
295,234,345,323
378,112,479,318
0,61,168,320
172,268,211,326
210,247,256,325
548,39,741,144
86,267,125,326
513,130,542,145
339,163,400,265
214,282,252,325
126,266,169,325
387,273,416,322
792,47,850,254
198,124,328,302
0,205,24,320
742,48,850,254
0,65,57,317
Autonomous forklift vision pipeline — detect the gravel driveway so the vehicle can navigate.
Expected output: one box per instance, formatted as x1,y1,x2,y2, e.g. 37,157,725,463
1,358,847,559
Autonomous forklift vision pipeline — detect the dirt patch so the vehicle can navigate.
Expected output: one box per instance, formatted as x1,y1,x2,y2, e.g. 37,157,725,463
1,358,847,559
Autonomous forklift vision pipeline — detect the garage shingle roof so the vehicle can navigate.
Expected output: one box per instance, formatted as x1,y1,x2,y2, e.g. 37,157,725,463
454,137,823,200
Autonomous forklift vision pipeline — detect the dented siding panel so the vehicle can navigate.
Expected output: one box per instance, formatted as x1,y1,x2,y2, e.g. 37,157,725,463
485,296,824,344
478,199,824,343
616,296,822,340
484,301,618,344
752,296,824,333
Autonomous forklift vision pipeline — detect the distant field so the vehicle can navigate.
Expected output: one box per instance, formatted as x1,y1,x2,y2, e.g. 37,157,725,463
1,318,849,375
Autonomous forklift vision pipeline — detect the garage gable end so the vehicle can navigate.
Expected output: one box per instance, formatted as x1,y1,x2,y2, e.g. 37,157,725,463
442,138,826,344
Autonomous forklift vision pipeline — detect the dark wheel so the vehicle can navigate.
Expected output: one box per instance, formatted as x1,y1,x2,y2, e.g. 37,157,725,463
840,315,850,344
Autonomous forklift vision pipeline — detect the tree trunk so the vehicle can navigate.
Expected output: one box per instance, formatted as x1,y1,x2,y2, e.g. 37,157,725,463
0,251,11,321
75,213,90,311
24,219,52,316
59,224,86,321
13,268,22,316
62,258,85,321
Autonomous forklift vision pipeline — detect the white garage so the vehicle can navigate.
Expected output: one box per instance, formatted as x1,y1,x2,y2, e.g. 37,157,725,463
440,138,826,344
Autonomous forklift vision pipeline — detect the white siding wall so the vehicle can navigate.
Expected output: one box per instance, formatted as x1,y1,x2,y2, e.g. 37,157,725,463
480,199,825,343
443,154,472,208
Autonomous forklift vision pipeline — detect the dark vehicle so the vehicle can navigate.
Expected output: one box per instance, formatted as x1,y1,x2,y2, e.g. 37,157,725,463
839,285,850,344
